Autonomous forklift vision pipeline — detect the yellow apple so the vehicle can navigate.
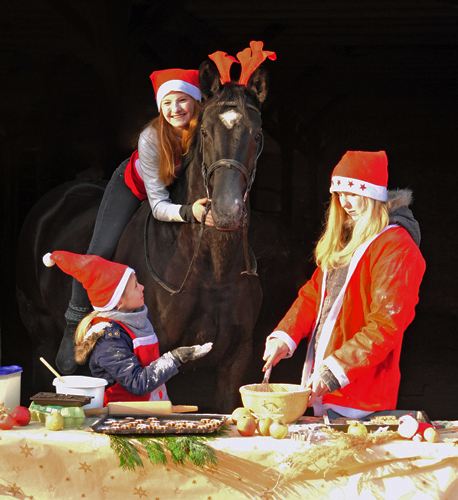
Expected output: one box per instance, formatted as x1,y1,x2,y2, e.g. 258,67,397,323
347,421,368,437
45,412,64,431
257,416,273,436
269,420,288,439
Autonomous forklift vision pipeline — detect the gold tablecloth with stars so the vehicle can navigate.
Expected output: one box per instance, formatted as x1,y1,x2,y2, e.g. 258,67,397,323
2,419,458,499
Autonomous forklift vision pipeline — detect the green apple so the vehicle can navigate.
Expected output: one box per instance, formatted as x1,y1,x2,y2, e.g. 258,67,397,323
45,412,64,431
269,420,288,439
257,416,273,436
347,421,368,437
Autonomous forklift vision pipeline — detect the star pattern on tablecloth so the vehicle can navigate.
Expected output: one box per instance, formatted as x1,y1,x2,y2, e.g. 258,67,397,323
8,483,22,497
12,465,21,473
192,480,197,484
335,468,349,477
79,461,92,473
110,475,115,480
102,486,109,493
68,449,74,453
134,486,147,498
47,485,56,492
20,444,33,457
173,487,181,494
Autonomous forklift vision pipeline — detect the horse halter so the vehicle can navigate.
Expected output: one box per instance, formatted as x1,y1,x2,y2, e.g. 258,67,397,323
144,101,262,295
200,101,264,203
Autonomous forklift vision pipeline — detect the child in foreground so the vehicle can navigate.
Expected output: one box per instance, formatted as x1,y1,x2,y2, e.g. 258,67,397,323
43,251,211,405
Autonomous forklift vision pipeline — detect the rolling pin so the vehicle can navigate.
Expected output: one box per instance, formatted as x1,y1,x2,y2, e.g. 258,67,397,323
84,401,198,416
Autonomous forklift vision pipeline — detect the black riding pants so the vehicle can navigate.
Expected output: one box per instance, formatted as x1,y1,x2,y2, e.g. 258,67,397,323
65,159,142,322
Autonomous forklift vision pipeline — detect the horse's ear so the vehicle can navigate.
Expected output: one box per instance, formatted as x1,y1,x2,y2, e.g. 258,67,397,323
199,60,222,101
246,65,269,105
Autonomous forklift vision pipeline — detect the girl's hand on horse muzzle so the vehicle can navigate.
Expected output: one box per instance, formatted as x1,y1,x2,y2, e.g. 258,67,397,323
171,342,213,364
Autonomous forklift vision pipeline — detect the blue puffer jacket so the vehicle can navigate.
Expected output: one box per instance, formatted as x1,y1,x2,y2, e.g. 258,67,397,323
88,321,180,397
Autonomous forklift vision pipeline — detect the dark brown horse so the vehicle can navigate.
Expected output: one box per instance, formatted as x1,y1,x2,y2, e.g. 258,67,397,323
16,59,270,413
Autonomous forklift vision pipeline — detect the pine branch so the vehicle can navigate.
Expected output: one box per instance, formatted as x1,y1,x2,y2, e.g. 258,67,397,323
108,429,226,471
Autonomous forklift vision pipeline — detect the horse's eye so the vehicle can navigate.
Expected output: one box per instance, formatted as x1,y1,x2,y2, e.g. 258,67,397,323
255,133,262,142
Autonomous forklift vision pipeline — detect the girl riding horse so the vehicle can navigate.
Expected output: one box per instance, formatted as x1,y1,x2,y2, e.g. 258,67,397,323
61,69,214,372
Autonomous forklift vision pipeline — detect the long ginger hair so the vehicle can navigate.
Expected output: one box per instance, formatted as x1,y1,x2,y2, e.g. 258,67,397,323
144,97,201,185
315,193,390,271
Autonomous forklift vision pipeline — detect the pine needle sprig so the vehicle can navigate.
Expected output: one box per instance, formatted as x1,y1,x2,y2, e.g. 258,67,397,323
136,437,168,466
108,429,226,472
109,434,144,472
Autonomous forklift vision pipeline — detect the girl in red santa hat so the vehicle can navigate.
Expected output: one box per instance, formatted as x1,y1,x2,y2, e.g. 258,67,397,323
44,251,212,404
62,68,214,370
262,151,426,419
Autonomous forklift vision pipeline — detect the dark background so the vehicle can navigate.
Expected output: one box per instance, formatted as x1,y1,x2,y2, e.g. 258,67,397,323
1,1,457,419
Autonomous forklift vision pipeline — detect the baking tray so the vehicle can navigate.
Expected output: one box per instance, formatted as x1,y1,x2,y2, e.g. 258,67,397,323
91,413,228,435
324,409,431,432
30,392,93,407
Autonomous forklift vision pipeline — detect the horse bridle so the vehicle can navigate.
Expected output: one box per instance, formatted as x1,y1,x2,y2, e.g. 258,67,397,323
144,100,263,294
200,101,264,203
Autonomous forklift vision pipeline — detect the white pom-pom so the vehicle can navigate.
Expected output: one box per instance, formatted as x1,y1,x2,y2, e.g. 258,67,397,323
398,414,419,439
43,253,55,267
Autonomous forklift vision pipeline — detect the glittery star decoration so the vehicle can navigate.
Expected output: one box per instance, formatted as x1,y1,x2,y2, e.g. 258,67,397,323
65,477,70,481
173,487,181,494
47,485,56,492
110,475,115,480
134,486,147,498
78,461,92,473
68,449,74,453
102,486,109,493
20,444,33,457
192,480,197,484
12,466,21,473
335,468,349,477
8,483,22,497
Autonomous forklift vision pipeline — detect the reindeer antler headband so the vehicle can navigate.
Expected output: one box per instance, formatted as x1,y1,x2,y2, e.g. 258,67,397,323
209,40,276,85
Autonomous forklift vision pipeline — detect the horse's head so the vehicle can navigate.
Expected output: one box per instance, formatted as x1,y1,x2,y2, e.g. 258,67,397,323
197,60,269,231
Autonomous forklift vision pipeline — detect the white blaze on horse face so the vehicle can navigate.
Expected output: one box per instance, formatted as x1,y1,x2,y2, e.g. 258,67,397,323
219,110,242,129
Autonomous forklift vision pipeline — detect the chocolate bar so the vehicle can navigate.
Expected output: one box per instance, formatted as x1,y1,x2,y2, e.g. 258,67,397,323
30,392,93,407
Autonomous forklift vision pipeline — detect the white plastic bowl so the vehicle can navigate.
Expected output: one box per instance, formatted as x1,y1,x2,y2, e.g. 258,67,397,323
53,376,108,409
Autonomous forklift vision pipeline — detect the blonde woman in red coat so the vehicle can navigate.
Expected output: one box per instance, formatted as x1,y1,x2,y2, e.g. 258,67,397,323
263,151,426,419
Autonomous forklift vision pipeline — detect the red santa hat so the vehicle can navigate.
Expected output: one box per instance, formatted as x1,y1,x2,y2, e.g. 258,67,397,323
150,68,201,110
42,251,134,312
330,151,388,202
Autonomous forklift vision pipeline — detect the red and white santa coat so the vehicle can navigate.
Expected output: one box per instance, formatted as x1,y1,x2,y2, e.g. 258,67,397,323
270,225,426,416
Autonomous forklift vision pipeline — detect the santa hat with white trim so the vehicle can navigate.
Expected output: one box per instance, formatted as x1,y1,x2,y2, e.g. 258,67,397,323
150,68,201,110
330,150,388,202
42,251,134,312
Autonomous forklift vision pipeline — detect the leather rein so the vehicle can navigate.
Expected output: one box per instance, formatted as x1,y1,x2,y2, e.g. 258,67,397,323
144,100,264,295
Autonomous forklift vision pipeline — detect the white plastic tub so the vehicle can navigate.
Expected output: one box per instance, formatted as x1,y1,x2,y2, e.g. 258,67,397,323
0,365,22,411
53,376,108,409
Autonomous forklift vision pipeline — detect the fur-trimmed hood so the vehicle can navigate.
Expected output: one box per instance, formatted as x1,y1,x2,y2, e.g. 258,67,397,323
74,323,107,365
386,189,421,246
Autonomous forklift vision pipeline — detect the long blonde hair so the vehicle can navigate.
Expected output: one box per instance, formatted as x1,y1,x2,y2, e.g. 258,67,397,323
147,98,201,185
315,193,390,270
